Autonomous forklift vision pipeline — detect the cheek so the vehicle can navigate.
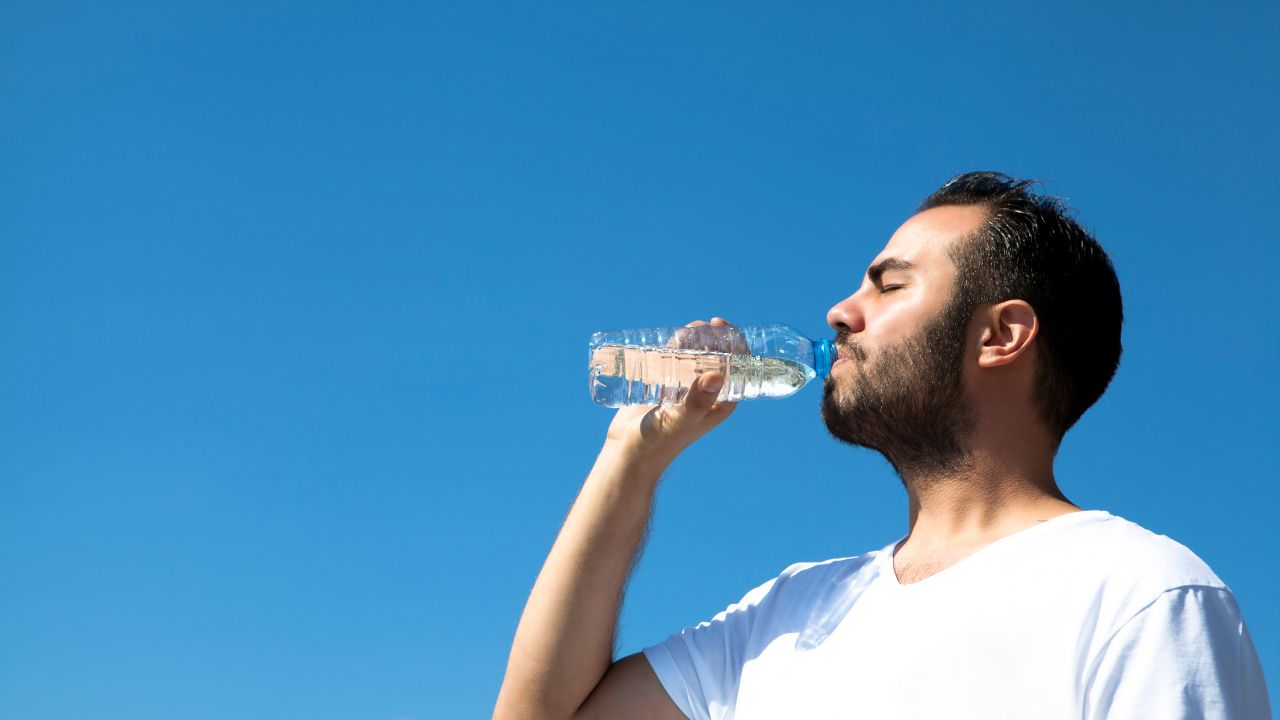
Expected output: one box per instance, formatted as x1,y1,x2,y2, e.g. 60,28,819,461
870,295,936,341
865,308,916,348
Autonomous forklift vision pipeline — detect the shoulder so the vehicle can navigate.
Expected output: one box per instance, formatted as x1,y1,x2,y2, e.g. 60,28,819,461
772,549,885,593
726,549,886,622
1049,512,1237,646
1075,512,1225,594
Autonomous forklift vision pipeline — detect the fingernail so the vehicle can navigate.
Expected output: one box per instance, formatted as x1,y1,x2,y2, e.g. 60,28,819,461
703,375,724,393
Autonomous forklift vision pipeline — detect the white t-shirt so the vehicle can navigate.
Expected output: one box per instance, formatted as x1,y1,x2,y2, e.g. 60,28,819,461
643,510,1270,719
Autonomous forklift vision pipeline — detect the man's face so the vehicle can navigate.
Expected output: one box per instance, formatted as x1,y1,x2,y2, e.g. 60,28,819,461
821,205,987,475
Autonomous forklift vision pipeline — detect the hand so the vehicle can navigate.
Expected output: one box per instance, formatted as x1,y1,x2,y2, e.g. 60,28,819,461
604,318,740,469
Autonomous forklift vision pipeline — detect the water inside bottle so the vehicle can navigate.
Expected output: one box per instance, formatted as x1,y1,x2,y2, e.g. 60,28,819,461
589,345,814,407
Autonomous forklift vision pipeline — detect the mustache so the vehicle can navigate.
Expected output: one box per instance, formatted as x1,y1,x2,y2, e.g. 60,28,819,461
835,331,869,362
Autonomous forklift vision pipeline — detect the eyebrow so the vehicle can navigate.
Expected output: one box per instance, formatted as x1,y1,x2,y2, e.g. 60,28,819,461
866,257,915,284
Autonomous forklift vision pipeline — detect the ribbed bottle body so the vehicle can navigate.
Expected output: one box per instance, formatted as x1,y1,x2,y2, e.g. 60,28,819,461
587,323,830,407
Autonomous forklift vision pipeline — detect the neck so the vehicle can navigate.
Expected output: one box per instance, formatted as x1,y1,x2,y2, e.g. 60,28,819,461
895,432,1078,553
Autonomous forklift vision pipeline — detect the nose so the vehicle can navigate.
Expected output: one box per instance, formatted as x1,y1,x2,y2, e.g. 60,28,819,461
827,293,865,334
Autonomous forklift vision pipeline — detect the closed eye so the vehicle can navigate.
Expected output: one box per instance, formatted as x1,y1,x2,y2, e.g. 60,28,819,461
880,285,904,293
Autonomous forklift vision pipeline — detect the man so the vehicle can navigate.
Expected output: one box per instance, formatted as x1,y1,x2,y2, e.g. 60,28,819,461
494,172,1270,719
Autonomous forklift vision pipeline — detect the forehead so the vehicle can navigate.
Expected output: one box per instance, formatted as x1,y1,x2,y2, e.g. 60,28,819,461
871,204,989,274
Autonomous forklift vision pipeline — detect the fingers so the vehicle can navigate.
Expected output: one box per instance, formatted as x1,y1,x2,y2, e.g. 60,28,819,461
704,398,738,424
700,317,747,354
672,319,742,416
686,317,733,327
681,371,725,415
681,372,738,437
678,317,740,352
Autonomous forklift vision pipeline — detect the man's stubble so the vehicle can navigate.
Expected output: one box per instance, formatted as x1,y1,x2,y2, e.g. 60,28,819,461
820,295,977,479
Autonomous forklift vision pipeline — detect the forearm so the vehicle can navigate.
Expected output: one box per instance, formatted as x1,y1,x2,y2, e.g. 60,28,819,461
495,442,666,720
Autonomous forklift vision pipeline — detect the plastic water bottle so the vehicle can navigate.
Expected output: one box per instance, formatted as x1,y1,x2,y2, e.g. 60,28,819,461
587,323,837,407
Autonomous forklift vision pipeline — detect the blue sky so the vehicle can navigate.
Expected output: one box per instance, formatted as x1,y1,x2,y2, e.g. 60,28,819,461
2,2,1277,718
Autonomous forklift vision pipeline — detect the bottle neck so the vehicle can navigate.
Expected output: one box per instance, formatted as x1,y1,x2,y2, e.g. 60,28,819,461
813,338,837,379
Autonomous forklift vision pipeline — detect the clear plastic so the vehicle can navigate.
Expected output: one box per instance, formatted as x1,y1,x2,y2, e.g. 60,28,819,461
587,322,836,407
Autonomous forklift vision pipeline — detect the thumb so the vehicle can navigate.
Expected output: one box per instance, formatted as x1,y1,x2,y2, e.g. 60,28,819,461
681,372,725,415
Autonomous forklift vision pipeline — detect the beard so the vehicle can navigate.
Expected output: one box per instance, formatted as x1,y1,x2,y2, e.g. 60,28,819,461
821,296,977,478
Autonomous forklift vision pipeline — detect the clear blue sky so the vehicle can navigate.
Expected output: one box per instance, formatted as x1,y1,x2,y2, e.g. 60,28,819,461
2,2,1277,718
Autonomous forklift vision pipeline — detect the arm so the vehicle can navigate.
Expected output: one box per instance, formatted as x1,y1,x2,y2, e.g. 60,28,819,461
494,320,739,720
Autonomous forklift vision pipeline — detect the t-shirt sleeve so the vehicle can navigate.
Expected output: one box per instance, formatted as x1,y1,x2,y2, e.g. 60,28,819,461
642,572,784,720
1084,585,1272,720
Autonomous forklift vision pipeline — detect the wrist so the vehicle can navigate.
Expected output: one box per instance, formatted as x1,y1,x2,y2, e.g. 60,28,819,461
598,438,674,484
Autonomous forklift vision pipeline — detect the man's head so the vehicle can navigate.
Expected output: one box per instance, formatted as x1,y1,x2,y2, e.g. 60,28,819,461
821,172,1123,475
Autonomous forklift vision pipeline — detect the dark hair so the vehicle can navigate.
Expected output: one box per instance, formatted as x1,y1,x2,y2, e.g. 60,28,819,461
918,172,1123,441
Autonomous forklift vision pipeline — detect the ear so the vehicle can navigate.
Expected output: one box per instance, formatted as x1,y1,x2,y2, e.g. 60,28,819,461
976,300,1038,369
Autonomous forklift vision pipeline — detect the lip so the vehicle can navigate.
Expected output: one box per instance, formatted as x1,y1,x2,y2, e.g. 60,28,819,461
832,356,849,369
